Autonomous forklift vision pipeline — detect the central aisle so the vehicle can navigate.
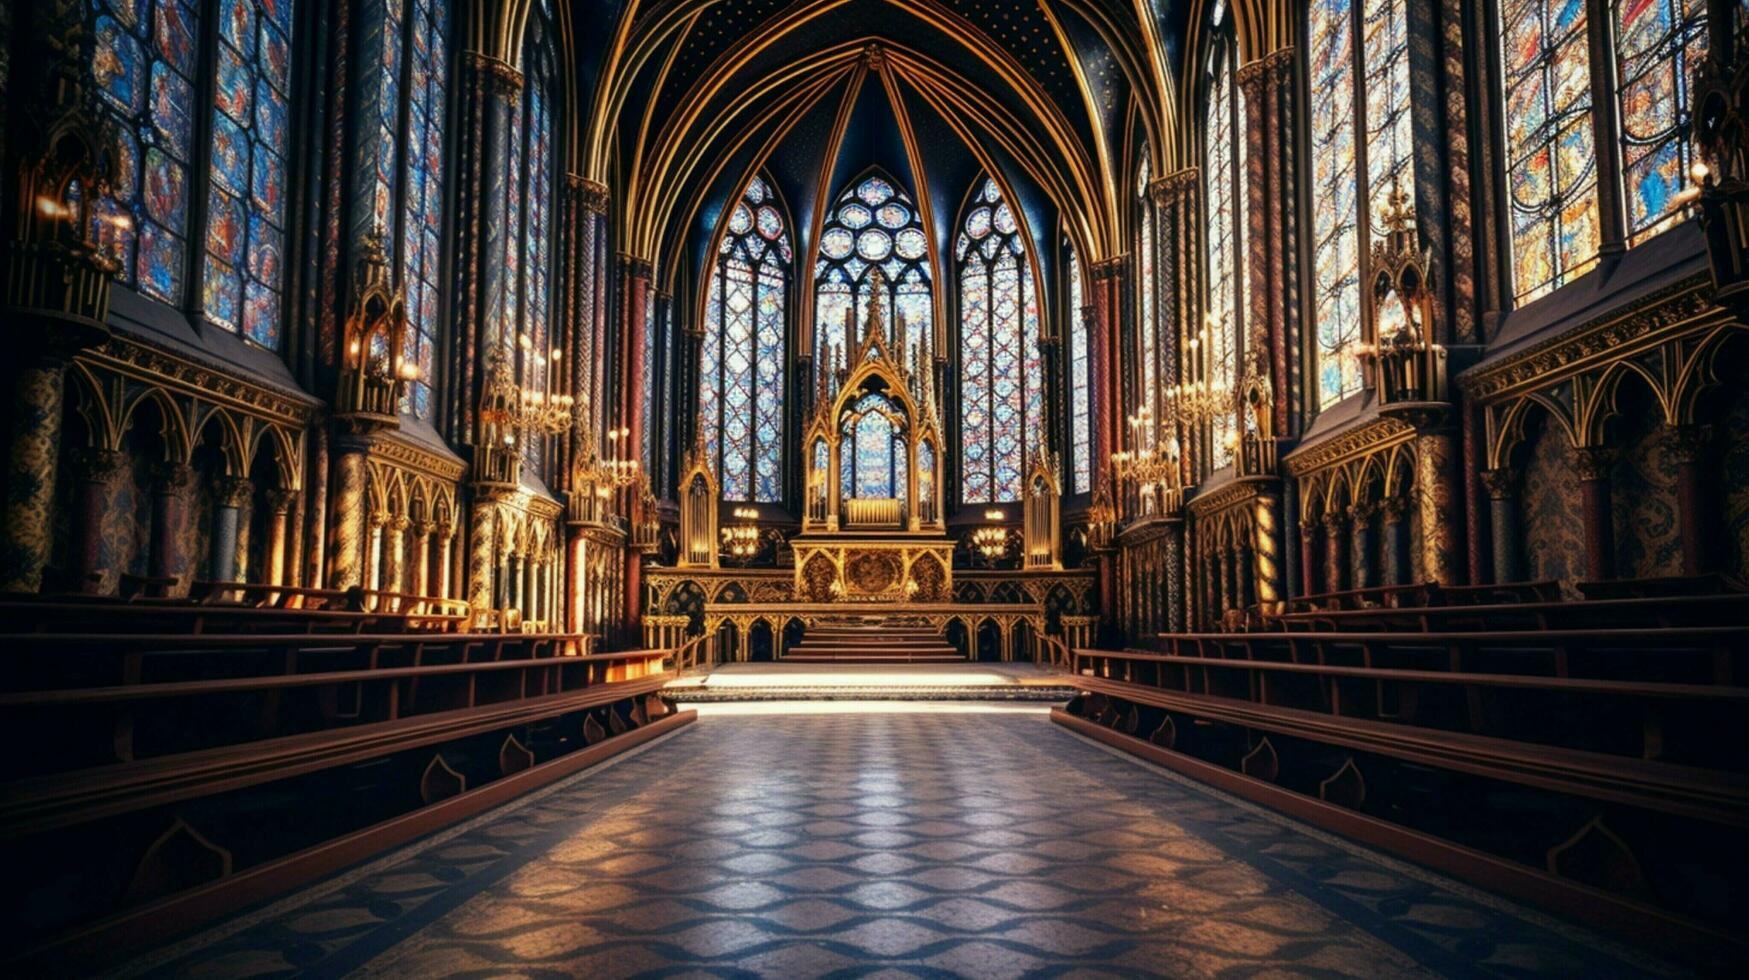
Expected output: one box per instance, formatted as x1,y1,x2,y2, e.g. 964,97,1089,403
130,709,1670,978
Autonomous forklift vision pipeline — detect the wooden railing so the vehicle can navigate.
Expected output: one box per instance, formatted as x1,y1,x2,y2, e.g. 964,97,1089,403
670,632,718,673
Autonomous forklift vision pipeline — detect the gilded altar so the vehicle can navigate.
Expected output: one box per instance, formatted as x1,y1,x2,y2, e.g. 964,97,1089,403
791,539,954,603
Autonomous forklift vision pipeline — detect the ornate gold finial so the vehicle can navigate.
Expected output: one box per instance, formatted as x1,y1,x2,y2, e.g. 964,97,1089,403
1379,181,1415,235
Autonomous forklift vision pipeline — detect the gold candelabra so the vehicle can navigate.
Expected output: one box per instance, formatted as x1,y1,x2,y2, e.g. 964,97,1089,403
1111,404,1183,517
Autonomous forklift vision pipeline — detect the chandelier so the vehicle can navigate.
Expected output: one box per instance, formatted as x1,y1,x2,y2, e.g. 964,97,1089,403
971,510,1010,565
1111,404,1183,516
480,337,574,446
722,506,760,563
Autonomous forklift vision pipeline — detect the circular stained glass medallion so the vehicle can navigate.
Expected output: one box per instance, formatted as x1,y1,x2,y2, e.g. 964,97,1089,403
966,207,993,239
856,229,892,261
756,205,783,239
729,203,752,235
894,227,927,259
840,203,872,229
876,202,909,228
821,227,854,259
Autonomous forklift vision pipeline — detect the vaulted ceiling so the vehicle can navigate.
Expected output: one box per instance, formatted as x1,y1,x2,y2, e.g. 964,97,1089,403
573,0,1202,296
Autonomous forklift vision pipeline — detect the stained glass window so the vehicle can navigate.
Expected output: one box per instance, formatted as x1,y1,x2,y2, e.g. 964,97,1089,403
399,0,449,417
203,0,296,348
814,173,931,374
1204,34,1241,470
701,176,790,502
1137,159,1157,429
1500,0,1602,302
1306,0,1412,410
87,0,201,306
958,177,1042,504
513,17,555,473
1615,0,1708,245
1067,241,1092,495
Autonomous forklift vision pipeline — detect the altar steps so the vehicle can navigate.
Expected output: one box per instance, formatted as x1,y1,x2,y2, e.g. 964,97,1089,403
784,623,963,663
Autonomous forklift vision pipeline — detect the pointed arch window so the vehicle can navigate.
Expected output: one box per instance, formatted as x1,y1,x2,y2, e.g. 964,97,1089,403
814,174,932,370
1137,158,1158,426
1306,0,1413,410
701,176,791,503
1203,28,1242,471
957,177,1042,504
84,0,298,349
510,14,557,474
398,0,450,417
202,0,297,348
1067,239,1092,495
1614,0,1708,245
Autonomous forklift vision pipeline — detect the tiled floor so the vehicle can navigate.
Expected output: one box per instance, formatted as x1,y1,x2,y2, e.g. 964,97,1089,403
120,709,1677,978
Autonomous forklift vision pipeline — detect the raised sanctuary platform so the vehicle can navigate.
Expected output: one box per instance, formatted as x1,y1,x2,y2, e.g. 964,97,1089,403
664,662,1077,702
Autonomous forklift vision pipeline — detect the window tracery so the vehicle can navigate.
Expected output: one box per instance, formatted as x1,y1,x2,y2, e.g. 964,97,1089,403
814,174,931,370
957,177,1042,504
701,176,790,503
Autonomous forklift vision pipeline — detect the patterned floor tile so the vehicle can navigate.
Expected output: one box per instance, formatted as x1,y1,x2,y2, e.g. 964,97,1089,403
116,711,1680,979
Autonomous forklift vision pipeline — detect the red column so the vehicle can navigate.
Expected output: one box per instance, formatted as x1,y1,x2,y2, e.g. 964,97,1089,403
1089,258,1125,628
618,255,653,640
1666,426,1711,576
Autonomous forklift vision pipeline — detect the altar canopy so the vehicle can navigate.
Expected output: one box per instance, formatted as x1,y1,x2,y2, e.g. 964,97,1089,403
803,267,945,535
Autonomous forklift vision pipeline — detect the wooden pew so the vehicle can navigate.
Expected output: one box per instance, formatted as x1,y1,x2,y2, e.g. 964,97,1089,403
1285,580,1561,613
1056,635,1748,966
1266,593,1748,634
0,634,690,968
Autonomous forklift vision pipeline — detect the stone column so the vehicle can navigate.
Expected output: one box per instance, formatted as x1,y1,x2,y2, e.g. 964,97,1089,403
149,463,195,594
383,516,408,596
1216,546,1234,622
0,360,69,593
1380,497,1410,587
1479,468,1522,584
326,446,368,589
1574,447,1616,582
210,477,253,584
434,522,455,599
468,500,496,621
69,448,126,593
1251,491,1282,612
1665,426,1713,576
510,552,526,617
1299,513,1322,597
1414,430,1462,585
1324,512,1350,594
264,489,296,587
1350,502,1378,589
365,513,387,595
410,521,433,598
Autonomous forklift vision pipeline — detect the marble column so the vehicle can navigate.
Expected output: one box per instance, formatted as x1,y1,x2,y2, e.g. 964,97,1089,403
326,446,368,589
1664,426,1712,576
1414,431,1462,585
149,463,195,594
1574,447,1616,582
210,477,253,584
1380,497,1410,587
1324,512,1350,594
1,361,68,592
383,516,408,596
264,489,296,587
1479,468,1522,585
468,501,496,621
410,521,432,598
365,513,386,596
510,553,526,617
434,523,454,599
69,447,126,593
